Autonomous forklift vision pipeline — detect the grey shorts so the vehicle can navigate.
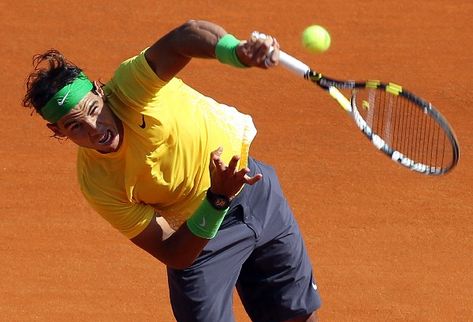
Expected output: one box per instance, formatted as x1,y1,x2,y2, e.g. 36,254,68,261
167,158,321,322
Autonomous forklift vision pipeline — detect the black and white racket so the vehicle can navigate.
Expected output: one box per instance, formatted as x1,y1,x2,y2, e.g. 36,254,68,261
273,46,460,175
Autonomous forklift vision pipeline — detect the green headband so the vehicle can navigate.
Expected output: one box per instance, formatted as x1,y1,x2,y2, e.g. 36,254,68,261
40,72,93,123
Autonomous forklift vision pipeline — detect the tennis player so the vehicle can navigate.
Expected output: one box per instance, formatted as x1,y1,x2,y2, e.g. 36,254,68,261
23,20,321,322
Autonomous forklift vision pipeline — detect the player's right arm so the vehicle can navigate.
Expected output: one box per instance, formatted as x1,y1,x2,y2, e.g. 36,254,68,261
130,148,262,270
144,20,279,82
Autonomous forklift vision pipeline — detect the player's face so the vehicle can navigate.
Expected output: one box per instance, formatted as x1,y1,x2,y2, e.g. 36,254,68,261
51,91,123,153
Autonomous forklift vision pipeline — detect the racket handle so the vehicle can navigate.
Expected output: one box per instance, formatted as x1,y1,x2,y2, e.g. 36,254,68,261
278,51,311,78
251,31,310,77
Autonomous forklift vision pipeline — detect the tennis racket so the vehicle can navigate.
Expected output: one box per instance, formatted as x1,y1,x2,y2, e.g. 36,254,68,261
271,43,460,175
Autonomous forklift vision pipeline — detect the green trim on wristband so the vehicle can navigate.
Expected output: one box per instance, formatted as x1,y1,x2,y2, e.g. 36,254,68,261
215,34,248,68
186,198,229,239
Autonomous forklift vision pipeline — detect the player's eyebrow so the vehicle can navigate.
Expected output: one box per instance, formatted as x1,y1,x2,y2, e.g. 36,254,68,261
63,111,82,128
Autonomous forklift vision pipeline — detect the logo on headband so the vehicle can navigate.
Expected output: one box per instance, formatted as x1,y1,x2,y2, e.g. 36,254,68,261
57,88,71,106
40,72,93,123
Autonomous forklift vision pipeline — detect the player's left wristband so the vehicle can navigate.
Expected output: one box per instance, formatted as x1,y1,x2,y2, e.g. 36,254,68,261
186,197,229,239
215,34,248,68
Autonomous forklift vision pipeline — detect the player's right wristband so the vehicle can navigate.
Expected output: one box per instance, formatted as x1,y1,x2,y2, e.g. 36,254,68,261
215,34,248,68
186,198,229,239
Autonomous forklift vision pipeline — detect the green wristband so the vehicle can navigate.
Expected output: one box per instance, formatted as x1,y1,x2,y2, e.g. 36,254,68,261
186,198,229,239
215,34,248,68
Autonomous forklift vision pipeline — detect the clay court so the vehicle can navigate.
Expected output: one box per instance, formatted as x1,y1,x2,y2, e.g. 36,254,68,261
1,0,472,321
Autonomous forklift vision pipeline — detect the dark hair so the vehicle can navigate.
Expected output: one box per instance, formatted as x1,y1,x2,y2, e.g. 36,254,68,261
23,49,83,114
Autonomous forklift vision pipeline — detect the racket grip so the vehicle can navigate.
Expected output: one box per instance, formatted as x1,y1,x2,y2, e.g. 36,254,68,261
278,51,311,78
251,31,310,77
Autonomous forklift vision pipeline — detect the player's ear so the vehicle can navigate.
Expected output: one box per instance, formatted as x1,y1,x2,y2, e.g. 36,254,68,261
93,80,106,100
46,123,66,137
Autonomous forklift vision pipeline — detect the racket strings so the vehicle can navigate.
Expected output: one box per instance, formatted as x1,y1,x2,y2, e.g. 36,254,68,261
360,88,454,171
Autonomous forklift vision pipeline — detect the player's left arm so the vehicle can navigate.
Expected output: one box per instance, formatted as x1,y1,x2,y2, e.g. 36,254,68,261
144,20,279,81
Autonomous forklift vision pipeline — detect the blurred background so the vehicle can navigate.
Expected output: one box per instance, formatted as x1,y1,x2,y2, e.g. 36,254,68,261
1,1,472,320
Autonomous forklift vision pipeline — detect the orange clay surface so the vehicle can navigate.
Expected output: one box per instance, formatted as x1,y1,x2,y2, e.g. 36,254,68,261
1,1,472,321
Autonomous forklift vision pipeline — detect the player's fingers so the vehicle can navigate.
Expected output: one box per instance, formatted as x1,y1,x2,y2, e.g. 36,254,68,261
209,147,224,172
227,155,240,173
244,173,263,185
235,167,261,184
234,167,250,180
250,31,277,68
240,40,263,62
265,38,279,67
252,37,274,66
212,146,223,158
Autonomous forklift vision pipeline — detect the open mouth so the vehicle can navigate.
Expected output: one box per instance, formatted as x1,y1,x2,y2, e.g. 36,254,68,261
98,130,113,145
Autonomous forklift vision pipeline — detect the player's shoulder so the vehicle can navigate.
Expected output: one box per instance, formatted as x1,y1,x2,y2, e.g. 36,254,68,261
114,49,166,86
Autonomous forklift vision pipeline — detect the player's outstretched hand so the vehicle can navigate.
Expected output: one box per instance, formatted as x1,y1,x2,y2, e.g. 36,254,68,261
236,32,279,69
208,147,262,199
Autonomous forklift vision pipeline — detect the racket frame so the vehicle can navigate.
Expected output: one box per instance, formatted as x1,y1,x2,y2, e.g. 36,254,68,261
277,50,460,175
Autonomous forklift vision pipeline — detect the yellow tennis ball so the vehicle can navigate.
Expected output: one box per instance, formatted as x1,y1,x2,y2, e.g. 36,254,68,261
302,25,331,53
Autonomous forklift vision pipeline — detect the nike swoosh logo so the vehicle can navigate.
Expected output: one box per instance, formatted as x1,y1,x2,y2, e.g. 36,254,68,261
139,115,146,129
199,216,206,227
57,88,71,106
312,282,318,291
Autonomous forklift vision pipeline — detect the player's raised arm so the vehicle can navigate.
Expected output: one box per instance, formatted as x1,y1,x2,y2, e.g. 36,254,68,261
144,20,279,81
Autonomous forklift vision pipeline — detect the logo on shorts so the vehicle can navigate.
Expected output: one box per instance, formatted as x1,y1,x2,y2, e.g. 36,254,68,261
312,282,318,291
199,216,206,227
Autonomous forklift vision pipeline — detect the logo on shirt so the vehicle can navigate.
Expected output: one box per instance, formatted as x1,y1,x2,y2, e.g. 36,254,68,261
139,115,146,129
